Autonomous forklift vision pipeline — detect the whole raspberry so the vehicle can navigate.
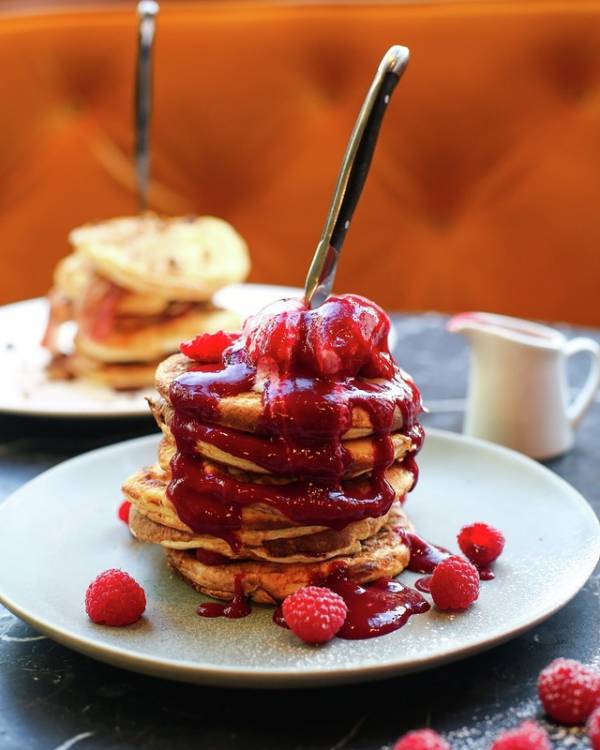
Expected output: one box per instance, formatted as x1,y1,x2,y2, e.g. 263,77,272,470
429,555,479,611
85,569,146,626
180,331,239,362
118,500,131,524
587,706,600,750
490,720,551,750
538,658,600,724
538,658,600,725
282,586,347,644
457,522,505,567
393,728,450,750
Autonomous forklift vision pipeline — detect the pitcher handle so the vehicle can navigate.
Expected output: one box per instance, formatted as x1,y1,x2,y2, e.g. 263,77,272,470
565,337,600,427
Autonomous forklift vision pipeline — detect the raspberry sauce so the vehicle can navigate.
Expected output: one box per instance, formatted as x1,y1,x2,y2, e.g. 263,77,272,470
168,295,424,548
397,530,452,574
196,575,250,619
272,606,288,628
407,540,495,583
415,576,432,593
273,567,430,640
321,568,430,639
167,452,417,539
400,531,496,581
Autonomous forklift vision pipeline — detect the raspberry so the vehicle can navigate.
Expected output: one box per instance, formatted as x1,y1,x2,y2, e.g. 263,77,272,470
393,729,450,750
429,555,479,611
282,586,347,644
85,569,146,626
457,522,505,567
118,500,131,524
490,720,551,750
180,331,239,362
538,658,600,724
587,707,600,750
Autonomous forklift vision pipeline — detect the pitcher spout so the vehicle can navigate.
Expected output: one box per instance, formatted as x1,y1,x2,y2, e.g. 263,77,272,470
447,312,563,350
447,312,493,337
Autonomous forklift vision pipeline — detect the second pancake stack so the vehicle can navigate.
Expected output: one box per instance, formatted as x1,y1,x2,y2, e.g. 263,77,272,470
43,214,249,389
124,294,424,604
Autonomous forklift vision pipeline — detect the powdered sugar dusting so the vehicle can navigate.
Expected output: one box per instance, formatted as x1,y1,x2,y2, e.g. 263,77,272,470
443,698,592,749
444,698,538,749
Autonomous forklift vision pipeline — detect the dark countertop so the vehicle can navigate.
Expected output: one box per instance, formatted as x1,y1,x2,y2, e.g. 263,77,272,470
1,313,599,750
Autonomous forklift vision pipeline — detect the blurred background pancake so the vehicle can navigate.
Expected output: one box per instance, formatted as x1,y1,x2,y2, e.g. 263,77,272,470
42,213,250,390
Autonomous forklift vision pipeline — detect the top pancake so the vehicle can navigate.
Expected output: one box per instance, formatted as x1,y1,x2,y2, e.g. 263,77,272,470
155,354,405,439
71,214,250,301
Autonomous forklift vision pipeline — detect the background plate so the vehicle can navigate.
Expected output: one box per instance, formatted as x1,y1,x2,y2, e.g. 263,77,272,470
0,286,398,418
0,429,598,688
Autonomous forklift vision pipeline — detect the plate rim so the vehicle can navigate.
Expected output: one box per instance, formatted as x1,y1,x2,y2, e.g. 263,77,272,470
0,428,598,688
0,297,152,419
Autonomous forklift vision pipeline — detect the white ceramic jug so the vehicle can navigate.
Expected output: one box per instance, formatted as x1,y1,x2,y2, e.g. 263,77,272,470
448,312,600,459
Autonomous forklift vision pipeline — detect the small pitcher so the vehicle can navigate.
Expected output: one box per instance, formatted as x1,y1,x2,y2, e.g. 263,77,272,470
448,312,600,459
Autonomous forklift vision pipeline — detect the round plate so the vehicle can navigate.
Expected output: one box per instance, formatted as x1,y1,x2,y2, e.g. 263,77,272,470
0,285,304,418
0,429,597,688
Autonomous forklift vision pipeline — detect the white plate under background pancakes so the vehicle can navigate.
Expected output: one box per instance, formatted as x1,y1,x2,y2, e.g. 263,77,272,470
0,284,375,418
0,429,598,688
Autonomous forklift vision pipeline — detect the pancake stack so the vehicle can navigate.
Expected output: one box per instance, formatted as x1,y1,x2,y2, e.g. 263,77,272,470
123,294,424,604
43,214,249,389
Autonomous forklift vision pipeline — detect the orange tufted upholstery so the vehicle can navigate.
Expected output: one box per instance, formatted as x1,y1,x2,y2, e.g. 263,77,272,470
1,1,600,324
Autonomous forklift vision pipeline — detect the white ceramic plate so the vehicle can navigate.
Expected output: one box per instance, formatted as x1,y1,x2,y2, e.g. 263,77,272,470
0,429,597,688
0,286,397,419
0,285,302,418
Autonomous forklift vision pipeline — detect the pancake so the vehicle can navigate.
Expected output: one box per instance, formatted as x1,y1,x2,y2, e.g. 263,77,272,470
54,253,193,317
115,292,173,317
129,501,398,563
76,306,240,364
156,422,414,478
165,504,412,604
42,290,74,353
71,214,250,301
122,460,415,539
53,253,92,302
62,353,159,389
155,354,406,439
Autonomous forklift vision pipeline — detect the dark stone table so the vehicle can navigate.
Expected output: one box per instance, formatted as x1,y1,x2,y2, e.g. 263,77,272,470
1,313,598,750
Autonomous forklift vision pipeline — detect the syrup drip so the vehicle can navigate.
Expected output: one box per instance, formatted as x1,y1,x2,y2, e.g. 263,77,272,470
167,452,400,537
196,575,250,619
170,412,354,479
405,539,496,586
477,566,495,581
398,530,452,574
195,548,231,565
272,605,288,628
